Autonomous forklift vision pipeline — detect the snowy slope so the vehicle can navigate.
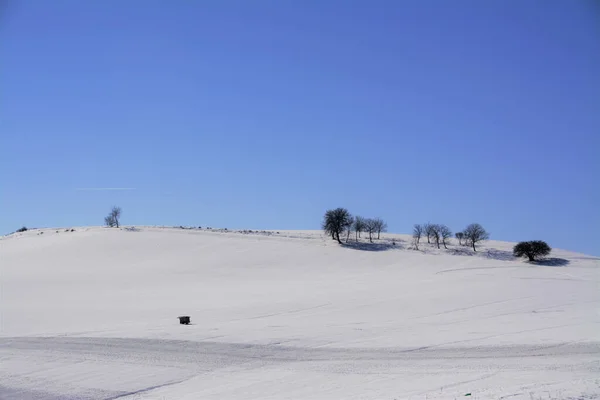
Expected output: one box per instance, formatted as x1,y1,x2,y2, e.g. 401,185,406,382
1,226,599,399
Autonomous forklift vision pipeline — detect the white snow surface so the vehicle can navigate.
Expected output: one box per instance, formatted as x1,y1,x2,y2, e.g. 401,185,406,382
1,226,599,399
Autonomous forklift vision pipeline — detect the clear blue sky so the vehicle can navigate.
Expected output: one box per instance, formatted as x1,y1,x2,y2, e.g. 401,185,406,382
2,1,599,255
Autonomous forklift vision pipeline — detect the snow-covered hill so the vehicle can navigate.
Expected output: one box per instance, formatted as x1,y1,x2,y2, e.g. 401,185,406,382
1,226,599,399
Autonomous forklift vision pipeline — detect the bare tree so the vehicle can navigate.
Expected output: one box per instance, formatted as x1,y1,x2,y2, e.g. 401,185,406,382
413,224,423,243
323,210,336,240
354,216,366,241
345,216,355,243
455,232,464,246
430,224,441,249
323,210,334,240
463,223,489,252
412,224,423,250
104,216,115,227
424,223,435,244
364,218,377,243
439,225,452,249
322,208,353,244
373,218,387,240
104,206,122,228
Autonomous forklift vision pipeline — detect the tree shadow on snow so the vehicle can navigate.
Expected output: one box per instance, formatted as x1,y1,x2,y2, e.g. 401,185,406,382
531,258,570,267
447,247,475,257
341,239,403,252
447,247,516,262
483,249,516,262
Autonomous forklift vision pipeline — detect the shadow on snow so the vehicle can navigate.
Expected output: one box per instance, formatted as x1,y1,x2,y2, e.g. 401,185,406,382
341,239,404,252
448,247,571,266
448,247,515,262
531,258,570,267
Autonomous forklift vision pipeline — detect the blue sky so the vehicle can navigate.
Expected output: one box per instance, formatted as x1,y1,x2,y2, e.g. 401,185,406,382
2,1,599,255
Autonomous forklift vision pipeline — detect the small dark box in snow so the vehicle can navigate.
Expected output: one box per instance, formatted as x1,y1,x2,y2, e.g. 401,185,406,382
178,316,190,325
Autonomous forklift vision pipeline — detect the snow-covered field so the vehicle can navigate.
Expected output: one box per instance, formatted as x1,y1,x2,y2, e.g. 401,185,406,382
1,226,599,399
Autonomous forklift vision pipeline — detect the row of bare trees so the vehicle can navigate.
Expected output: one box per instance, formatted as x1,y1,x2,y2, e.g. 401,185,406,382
322,208,387,244
413,223,489,251
322,209,490,251
412,223,452,250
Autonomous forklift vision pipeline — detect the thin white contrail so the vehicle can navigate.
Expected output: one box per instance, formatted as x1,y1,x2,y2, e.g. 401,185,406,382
75,188,136,191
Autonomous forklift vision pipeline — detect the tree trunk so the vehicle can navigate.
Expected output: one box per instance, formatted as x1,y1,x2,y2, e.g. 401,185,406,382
528,254,535,262
369,232,373,243
472,241,476,252
355,231,358,242
377,231,380,240
336,232,342,244
443,240,447,249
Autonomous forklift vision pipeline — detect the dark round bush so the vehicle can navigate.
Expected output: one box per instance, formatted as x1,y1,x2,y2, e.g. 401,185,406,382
513,240,551,262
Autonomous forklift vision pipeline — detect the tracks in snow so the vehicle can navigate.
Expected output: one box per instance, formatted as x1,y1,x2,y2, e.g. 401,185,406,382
2,337,600,399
